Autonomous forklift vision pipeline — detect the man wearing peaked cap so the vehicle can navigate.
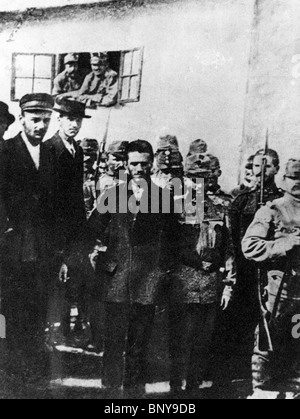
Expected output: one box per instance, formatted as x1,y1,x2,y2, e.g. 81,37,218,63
187,139,208,156
77,53,118,108
0,101,15,142
0,93,57,377
53,53,86,97
152,134,183,189
156,135,179,152
242,158,300,397
98,141,129,197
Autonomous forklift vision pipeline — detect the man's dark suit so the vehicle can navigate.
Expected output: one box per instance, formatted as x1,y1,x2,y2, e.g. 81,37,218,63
45,133,86,252
0,133,57,356
45,133,87,334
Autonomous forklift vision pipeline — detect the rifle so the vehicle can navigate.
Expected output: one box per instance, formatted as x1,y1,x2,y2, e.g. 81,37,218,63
257,129,274,352
94,108,112,182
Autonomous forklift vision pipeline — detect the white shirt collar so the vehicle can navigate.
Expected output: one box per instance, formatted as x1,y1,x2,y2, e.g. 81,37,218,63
61,136,76,157
21,132,40,170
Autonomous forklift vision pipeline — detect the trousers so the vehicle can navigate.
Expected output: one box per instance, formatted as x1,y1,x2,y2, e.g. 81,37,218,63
103,302,155,389
253,294,300,391
169,303,218,389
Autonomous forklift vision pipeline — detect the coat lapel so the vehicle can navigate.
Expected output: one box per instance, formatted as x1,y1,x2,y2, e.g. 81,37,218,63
14,133,39,173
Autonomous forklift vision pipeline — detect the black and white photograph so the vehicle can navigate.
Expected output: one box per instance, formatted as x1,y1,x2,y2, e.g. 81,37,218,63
0,0,300,402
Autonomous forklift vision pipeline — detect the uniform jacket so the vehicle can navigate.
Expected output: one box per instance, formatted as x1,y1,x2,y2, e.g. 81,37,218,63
242,194,300,300
78,69,118,107
89,181,177,305
170,187,236,305
0,134,57,263
52,69,85,96
230,182,283,283
45,133,87,252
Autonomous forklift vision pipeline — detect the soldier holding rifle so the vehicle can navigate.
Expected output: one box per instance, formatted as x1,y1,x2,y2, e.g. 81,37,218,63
243,158,300,397
230,144,283,371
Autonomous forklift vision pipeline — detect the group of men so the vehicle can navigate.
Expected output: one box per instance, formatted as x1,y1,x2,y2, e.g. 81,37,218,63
52,53,119,108
0,94,300,399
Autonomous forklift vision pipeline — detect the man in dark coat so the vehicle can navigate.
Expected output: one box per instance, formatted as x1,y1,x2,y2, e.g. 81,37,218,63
0,101,15,143
0,94,55,378
230,148,283,375
89,140,177,395
45,98,91,338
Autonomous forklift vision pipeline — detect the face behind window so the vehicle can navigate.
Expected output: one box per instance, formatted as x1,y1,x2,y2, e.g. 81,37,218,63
92,63,107,77
21,111,52,145
65,63,79,78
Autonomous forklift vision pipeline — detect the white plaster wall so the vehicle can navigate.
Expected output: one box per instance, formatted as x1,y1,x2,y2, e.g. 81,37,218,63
243,0,300,186
0,0,255,191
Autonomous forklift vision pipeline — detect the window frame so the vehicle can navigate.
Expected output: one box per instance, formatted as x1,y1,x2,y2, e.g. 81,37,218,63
118,47,144,104
11,53,56,102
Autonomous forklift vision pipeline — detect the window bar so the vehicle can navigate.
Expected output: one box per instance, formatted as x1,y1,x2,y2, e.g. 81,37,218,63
32,55,36,93
128,51,134,100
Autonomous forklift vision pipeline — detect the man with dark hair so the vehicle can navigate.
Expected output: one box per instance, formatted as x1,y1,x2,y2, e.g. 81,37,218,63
230,148,283,376
0,93,55,379
77,54,118,107
89,139,176,396
243,159,300,398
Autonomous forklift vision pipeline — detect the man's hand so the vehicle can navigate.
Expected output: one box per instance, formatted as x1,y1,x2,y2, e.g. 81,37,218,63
89,250,99,271
221,293,231,311
286,233,300,251
59,263,69,284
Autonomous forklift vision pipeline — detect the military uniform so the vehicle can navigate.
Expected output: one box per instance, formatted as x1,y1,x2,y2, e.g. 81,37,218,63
80,138,99,219
96,141,128,198
242,160,300,393
53,70,85,96
152,135,183,189
53,54,85,96
78,55,118,107
230,180,283,366
169,149,236,392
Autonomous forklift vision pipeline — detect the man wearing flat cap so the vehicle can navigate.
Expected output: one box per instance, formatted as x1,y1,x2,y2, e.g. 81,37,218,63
242,159,300,398
97,141,129,197
77,54,118,107
0,101,15,143
46,98,91,338
53,53,86,98
168,150,236,396
0,93,56,379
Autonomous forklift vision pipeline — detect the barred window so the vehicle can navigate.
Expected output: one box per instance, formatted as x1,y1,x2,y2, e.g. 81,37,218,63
119,48,144,103
11,53,56,101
